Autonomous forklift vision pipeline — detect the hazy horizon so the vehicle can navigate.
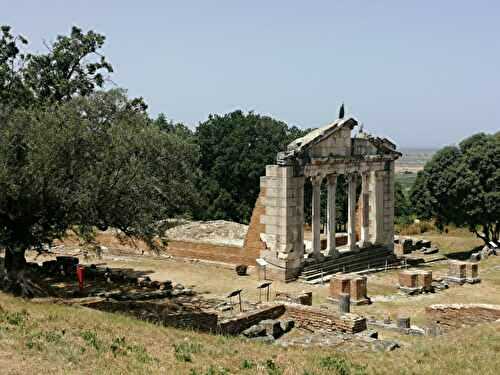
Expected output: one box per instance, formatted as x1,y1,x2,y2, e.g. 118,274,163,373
4,1,500,148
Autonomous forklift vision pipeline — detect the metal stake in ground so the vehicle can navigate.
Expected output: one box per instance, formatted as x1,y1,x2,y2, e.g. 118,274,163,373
257,281,272,303
227,289,243,312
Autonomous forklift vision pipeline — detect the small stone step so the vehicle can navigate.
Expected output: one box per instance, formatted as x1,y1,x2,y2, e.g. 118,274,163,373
298,248,399,282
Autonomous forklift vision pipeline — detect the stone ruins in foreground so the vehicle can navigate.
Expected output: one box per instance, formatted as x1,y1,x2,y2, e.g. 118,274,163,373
257,116,401,281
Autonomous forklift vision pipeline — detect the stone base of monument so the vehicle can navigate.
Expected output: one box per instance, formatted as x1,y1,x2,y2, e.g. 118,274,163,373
327,296,372,306
256,260,302,282
298,245,398,283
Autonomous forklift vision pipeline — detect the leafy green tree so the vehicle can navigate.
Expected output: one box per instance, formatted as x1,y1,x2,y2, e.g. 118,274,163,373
409,170,433,220
0,26,30,107
409,133,500,244
0,90,198,296
153,113,195,141
195,110,306,223
394,181,411,217
22,26,114,104
394,180,413,225
1,25,139,109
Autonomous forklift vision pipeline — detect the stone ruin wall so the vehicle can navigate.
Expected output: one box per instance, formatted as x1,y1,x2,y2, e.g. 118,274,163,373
242,189,267,259
166,240,257,266
284,304,367,333
426,304,500,331
258,165,305,281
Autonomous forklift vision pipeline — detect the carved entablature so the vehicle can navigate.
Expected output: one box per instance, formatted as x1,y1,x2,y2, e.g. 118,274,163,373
277,117,401,170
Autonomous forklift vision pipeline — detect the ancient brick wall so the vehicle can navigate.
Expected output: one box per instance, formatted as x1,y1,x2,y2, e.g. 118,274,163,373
217,304,286,335
243,188,267,259
166,240,257,266
426,304,500,331
284,304,366,333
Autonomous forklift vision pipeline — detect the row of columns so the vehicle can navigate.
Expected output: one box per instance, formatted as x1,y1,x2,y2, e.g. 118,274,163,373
311,172,371,259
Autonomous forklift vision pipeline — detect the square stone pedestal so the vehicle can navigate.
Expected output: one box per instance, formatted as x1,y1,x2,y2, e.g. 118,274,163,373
446,260,468,284
328,274,371,305
398,270,433,294
398,270,421,294
256,256,302,282
465,262,480,284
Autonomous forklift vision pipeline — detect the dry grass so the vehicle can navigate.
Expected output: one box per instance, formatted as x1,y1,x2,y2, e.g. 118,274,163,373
2,230,499,374
1,291,500,374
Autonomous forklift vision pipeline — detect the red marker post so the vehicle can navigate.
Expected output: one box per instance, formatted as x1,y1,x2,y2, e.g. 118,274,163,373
76,265,85,292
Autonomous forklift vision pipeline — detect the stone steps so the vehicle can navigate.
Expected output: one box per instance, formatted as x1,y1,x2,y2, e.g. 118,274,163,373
298,247,398,282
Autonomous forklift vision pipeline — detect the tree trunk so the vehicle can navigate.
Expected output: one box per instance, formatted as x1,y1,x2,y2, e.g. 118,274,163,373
4,247,27,275
2,247,47,297
473,228,490,245
490,222,499,243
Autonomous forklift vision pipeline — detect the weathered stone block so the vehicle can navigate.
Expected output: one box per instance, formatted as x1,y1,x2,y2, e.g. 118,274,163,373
260,319,283,338
350,276,368,301
329,274,370,305
447,260,467,284
417,270,433,291
330,275,351,297
465,262,480,283
398,270,419,289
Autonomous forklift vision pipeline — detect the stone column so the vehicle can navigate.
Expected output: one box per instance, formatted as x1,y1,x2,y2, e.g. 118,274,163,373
372,171,385,245
327,174,339,257
347,174,358,252
311,176,322,259
360,172,370,248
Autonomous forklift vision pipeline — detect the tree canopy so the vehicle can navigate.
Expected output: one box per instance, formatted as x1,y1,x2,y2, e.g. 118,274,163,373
195,110,306,223
410,132,500,243
0,25,197,296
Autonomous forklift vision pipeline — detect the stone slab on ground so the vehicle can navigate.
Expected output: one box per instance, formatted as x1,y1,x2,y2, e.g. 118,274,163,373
165,220,248,247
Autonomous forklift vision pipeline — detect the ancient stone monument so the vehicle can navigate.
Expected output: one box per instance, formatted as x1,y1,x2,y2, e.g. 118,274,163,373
256,116,401,281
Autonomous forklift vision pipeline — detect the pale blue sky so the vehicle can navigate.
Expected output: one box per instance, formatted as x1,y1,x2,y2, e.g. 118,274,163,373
4,1,499,147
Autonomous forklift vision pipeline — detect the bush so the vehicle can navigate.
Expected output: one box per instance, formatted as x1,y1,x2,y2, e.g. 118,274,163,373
319,356,366,375
398,221,435,235
173,341,203,362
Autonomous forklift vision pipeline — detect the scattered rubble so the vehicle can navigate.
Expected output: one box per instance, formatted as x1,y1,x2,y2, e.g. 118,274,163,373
470,244,498,261
394,237,440,256
366,316,425,336
274,291,312,306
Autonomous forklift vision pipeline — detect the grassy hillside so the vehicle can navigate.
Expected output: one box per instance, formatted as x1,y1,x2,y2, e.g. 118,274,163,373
1,229,499,374
1,291,500,375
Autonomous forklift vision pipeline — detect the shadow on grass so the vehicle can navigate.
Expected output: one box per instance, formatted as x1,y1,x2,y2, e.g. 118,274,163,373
444,245,483,261
0,255,159,299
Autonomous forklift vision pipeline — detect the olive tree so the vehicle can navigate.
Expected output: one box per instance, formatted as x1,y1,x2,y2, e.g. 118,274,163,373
0,90,197,296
